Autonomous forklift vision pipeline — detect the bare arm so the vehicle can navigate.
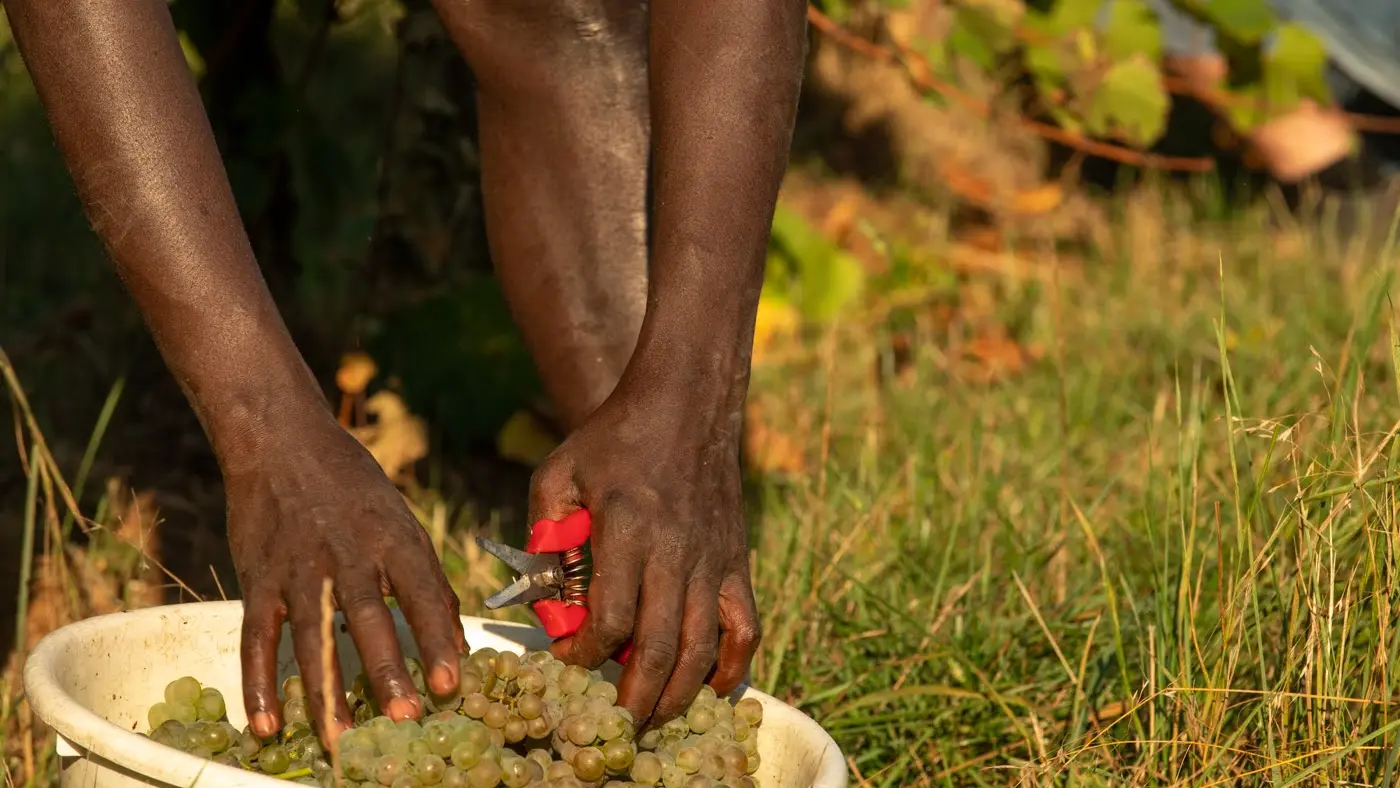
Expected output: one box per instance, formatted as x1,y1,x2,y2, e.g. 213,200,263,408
5,0,465,739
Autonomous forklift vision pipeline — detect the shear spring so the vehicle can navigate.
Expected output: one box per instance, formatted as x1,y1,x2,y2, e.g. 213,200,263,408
561,545,591,605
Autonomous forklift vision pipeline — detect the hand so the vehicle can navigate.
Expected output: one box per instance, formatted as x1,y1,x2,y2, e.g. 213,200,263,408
532,375,762,726
224,411,465,741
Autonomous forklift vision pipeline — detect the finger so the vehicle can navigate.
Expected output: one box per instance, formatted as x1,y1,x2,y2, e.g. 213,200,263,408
240,590,286,738
386,544,463,697
286,584,353,742
650,576,720,723
527,456,578,523
548,496,644,668
337,572,422,721
708,569,763,697
612,561,685,725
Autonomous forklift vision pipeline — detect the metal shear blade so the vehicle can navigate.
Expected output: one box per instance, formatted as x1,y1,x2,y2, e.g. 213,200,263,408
476,536,562,609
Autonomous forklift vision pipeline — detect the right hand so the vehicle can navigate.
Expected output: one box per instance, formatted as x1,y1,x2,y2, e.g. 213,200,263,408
223,411,465,741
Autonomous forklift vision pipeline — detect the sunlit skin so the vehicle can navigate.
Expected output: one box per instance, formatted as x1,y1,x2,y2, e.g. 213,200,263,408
4,0,806,739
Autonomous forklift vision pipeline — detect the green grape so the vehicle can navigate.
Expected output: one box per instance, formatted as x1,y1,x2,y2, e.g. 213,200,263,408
467,649,497,679
637,729,663,751
542,684,563,702
395,718,422,738
409,738,434,761
661,718,689,739
525,749,552,770
259,744,292,774
693,686,717,706
734,776,756,788
450,741,484,770
171,701,198,725
197,722,231,753
560,666,591,696
414,753,447,785
429,688,462,713
341,749,376,781
686,705,716,734
682,776,713,788
572,747,606,782
196,688,226,722
661,765,687,788
284,697,310,727
699,754,725,780
462,693,490,719
630,752,664,786
719,746,746,778
282,676,305,701
562,696,587,718
240,727,264,759
456,723,493,756
545,760,575,780
405,658,428,695
375,754,406,786
369,715,396,731
745,753,759,774
165,676,202,706
556,740,578,764
517,693,544,720
675,748,701,774
425,722,455,758
483,703,509,730
213,752,241,768
554,778,584,788
466,758,502,788
389,775,415,788
151,720,189,750
597,709,625,741
427,710,460,726
709,723,734,742
283,722,313,743
340,727,379,754
290,735,324,763
377,730,412,758
731,718,749,743
524,715,551,740
585,681,618,705
732,699,761,727
658,735,683,755
442,767,470,788
498,754,532,788
566,715,598,746
502,715,527,744
711,703,733,726
493,651,520,681
516,666,546,696
603,739,636,772
147,702,176,731
697,735,722,756
583,696,612,716
459,670,485,698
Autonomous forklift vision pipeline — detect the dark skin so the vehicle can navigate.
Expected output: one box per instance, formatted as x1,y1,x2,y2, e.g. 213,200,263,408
5,0,806,739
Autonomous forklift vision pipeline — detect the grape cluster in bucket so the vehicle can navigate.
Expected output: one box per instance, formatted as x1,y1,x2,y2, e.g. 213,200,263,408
143,645,764,788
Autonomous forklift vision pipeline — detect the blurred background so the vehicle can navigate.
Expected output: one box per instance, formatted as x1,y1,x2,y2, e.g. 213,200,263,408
6,0,1400,783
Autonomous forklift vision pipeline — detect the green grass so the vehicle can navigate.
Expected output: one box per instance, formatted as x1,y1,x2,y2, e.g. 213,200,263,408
739,190,1400,784
6,179,1400,786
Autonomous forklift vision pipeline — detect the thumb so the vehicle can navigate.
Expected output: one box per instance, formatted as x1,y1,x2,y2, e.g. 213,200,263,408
528,452,580,524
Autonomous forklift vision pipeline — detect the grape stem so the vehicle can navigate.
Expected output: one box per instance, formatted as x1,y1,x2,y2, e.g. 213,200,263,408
272,768,313,781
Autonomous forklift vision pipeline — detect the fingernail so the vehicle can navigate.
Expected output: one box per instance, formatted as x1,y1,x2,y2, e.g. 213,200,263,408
251,712,276,738
430,662,455,695
387,696,420,721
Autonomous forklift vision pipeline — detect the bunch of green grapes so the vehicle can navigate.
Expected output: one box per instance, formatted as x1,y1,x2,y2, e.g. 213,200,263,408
143,647,764,788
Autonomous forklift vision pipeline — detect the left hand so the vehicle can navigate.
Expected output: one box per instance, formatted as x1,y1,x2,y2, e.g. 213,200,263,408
530,371,761,726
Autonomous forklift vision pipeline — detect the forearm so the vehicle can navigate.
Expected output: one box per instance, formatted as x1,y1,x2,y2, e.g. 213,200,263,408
637,0,807,396
5,0,326,460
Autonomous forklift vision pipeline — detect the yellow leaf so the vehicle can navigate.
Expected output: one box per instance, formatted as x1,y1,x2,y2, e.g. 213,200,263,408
336,352,379,396
1010,183,1064,216
496,410,560,468
348,391,428,484
752,294,800,365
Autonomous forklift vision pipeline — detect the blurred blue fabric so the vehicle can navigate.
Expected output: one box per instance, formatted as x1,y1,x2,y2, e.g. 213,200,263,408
1143,0,1400,173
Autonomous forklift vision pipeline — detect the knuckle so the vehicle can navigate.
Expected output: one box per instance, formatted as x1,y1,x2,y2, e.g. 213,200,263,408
632,637,679,676
681,633,720,666
592,608,634,644
734,619,763,653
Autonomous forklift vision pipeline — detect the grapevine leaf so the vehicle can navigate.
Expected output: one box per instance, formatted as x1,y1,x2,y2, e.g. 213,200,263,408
1098,0,1162,61
769,205,865,323
1176,0,1275,44
1026,41,1071,85
952,0,1026,56
1261,22,1332,110
1044,0,1104,34
947,24,999,71
1220,82,1265,132
1086,55,1170,147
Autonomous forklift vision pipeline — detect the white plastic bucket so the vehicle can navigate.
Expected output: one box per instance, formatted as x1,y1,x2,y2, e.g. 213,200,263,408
23,601,847,788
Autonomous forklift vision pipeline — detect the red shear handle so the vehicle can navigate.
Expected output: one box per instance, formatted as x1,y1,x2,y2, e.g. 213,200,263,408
528,509,635,665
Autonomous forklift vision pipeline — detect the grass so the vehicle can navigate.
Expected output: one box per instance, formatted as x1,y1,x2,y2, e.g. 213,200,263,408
6,178,1400,786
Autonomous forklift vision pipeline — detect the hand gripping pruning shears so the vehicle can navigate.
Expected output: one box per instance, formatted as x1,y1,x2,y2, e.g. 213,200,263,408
475,509,634,664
